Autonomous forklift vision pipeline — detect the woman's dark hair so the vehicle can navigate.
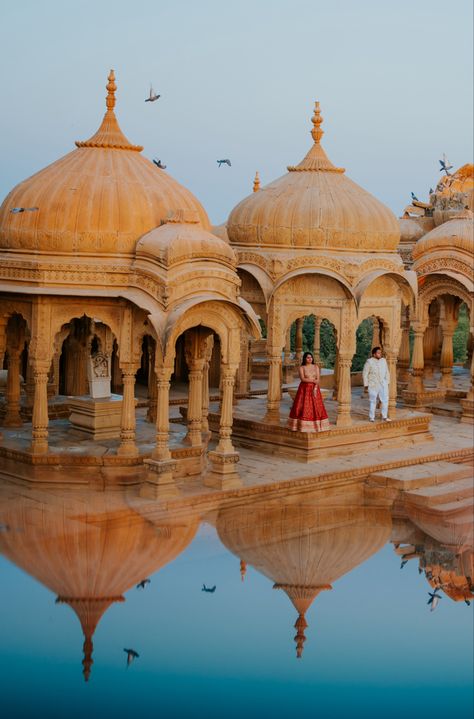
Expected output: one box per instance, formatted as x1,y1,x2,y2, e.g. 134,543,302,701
301,351,314,366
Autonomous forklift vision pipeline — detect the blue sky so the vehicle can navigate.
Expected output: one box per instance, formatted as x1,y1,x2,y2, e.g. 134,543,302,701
0,0,472,224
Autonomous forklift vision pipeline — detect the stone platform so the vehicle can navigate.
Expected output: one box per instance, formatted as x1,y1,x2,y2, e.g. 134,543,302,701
205,394,433,463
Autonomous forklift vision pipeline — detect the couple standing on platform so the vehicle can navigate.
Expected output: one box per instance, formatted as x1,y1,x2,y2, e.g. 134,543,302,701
287,346,391,432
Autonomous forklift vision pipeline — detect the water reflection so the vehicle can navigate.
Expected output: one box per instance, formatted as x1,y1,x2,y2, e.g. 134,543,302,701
0,478,472,685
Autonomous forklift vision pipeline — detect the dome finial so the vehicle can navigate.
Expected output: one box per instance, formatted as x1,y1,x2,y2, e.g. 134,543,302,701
240,559,247,581
311,101,324,144
253,171,260,193
106,70,117,112
294,612,308,659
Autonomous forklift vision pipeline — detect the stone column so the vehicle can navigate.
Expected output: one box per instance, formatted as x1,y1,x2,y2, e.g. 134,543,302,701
336,355,352,427
4,350,22,427
439,323,455,389
235,330,250,396
295,319,304,364
51,352,61,396
284,326,292,364
312,317,321,365
407,326,425,394
332,348,339,400
266,353,282,417
460,334,474,424
0,318,7,437
146,342,157,424
371,317,381,350
386,351,398,417
397,315,411,384
117,366,138,457
201,336,214,441
142,367,178,498
31,362,50,454
185,359,205,447
207,364,241,489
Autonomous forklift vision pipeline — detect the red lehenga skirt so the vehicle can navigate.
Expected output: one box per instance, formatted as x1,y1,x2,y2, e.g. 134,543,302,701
288,382,330,432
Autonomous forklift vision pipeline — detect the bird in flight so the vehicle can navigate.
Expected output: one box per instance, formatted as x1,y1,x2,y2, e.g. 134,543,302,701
153,159,167,169
10,207,38,213
217,159,231,167
400,559,408,569
439,154,453,175
427,590,442,612
411,192,419,202
145,85,160,102
136,578,151,590
123,648,140,667
202,584,216,593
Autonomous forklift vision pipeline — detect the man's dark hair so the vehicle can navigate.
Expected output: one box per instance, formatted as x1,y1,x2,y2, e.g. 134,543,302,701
372,346,381,356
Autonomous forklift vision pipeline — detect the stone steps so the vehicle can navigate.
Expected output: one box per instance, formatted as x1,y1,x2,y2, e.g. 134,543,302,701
369,460,472,491
404,476,473,507
430,401,463,419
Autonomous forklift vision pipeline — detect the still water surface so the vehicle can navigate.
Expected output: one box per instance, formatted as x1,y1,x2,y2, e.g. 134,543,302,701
0,482,472,719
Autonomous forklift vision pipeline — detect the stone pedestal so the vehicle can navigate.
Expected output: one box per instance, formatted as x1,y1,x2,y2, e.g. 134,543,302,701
140,458,179,498
69,395,123,439
204,450,242,490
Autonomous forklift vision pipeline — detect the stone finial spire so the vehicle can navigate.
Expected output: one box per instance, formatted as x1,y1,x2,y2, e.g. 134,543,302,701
294,612,308,659
311,101,324,144
253,171,260,193
240,559,247,582
106,69,117,111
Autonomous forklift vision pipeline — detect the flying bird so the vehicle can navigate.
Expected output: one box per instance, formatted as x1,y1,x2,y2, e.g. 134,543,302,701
123,648,140,667
217,159,231,167
10,207,38,213
145,85,160,102
136,578,151,590
411,192,419,202
202,584,216,593
439,154,453,174
153,158,166,169
400,559,408,569
427,590,442,612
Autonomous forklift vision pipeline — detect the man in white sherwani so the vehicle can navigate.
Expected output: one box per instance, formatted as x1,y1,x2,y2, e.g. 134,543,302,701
362,346,391,422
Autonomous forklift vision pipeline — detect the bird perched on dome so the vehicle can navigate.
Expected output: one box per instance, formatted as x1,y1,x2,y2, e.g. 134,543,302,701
217,159,231,167
153,159,166,169
145,85,160,102
439,154,453,175
411,192,419,202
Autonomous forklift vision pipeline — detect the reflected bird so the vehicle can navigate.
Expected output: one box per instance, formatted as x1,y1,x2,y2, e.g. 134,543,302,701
136,578,151,590
145,85,160,102
10,207,38,213
153,158,167,169
202,584,216,593
439,154,453,174
217,159,231,167
400,559,408,569
465,600,471,606
427,590,442,612
124,648,140,667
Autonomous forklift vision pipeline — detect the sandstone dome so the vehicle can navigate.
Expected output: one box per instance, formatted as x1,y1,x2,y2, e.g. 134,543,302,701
0,71,210,259
399,217,426,243
227,103,400,252
136,209,235,267
412,210,474,260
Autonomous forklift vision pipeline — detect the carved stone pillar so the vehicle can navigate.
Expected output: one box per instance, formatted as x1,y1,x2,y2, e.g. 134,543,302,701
439,324,455,389
151,369,173,461
312,317,321,365
0,318,6,437
336,355,352,427
4,350,22,427
207,364,240,489
51,352,61,396
406,327,425,394
397,314,411,384
371,317,382,350
295,319,304,364
235,330,250,396
142,367,178,497
332,348,339,400
201,336,214,441
266,353,282,417
460,336,474,424
185,360,205,446
146,342,157,423
31,362,50,454
284,326,292,364
386,351,398,417
117,366,138,456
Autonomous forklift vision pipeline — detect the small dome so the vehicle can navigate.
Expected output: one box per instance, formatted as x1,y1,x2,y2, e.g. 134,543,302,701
399,218,426,243
136,210,235,266
412,211,474,259
227,103,400,252
0,71,209,258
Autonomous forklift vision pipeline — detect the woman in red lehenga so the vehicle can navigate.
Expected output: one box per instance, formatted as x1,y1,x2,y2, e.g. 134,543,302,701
288,351,330,432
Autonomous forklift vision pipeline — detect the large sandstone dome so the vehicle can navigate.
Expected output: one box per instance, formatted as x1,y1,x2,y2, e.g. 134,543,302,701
0,71,209,258
227,103,400,252
412,211,474,260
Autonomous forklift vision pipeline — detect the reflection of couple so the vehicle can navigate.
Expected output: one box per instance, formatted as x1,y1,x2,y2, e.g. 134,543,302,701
288,352,330,432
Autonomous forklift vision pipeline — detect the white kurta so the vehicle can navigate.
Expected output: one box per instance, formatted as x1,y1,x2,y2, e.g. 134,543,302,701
362,357,390,420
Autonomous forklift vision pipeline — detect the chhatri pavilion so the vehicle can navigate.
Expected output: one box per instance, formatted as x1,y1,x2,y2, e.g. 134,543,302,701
0,71,473,492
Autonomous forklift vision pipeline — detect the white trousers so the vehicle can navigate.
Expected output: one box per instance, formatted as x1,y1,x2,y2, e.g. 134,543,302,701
368,384,389,420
